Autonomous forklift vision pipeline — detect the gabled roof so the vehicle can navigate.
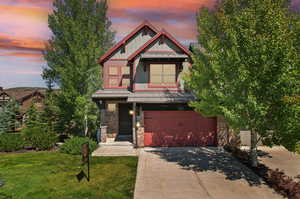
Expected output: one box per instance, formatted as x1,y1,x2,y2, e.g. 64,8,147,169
98,20,159,65
4,90,45,103
127,29,191,62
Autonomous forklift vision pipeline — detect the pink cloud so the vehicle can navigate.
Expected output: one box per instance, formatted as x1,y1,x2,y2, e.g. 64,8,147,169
0,34,46,51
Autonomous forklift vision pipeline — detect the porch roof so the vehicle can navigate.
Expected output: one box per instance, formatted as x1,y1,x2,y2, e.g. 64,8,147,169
92,89,132,99
127,92,196,103
92,90,196,103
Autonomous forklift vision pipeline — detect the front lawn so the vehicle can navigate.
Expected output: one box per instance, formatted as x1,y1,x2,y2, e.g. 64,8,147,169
0,152,138,199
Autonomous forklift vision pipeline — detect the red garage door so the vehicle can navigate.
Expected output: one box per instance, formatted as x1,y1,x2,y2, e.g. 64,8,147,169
144,111,217,147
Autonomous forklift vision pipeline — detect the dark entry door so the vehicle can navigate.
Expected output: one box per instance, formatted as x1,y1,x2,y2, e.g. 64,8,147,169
119,103,133,135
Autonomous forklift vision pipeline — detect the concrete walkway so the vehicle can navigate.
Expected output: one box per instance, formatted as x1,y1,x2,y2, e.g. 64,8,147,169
134,147,283,199
92,139,138,156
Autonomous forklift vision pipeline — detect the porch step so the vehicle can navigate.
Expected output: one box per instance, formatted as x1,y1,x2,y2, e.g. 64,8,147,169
99,137,134,147
99,141,134,147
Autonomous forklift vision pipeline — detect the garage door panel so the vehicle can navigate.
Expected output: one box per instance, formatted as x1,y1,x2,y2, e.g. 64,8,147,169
144,111,217,147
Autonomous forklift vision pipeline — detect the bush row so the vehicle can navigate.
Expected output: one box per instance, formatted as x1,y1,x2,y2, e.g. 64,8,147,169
0,133,24,152
0,130,97,154
0,124,57,152
224,145,300,199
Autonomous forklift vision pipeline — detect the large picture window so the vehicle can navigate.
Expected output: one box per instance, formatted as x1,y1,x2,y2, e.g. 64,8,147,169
150,64,176,85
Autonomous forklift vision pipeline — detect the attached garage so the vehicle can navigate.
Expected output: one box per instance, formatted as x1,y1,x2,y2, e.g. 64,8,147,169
144,111,217,147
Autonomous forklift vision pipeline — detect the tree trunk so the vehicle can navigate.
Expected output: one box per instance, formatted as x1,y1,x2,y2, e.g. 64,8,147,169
250,130,258,167
84,114,88,136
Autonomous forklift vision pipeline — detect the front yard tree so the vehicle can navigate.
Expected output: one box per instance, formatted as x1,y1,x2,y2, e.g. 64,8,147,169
43,0,114,135
188,0,299,166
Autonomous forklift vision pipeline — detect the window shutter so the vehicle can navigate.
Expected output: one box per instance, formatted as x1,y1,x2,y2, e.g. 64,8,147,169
109,67,118,75
109,78,119,87
121,66,130,75
150,64,163,85
163,64,176,84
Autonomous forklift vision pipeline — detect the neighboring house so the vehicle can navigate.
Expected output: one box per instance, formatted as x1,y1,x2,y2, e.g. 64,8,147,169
0,87,11,108
92,21,224,147
0,88,45,127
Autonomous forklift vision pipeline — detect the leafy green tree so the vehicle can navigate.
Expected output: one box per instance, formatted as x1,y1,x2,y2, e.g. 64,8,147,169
24,104,40,128
187,0,300,166
277,96,300,152
0,100,20,133
43,0,114,136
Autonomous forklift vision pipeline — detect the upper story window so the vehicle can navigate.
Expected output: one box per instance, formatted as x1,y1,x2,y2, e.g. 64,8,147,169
149,64,176,86
107,66,130,88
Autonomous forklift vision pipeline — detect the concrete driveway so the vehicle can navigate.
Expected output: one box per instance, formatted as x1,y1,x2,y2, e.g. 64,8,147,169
134,147,283,199
257,146,300,181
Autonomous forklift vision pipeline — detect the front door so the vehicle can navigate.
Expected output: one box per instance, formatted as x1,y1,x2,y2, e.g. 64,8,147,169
118,103,133,135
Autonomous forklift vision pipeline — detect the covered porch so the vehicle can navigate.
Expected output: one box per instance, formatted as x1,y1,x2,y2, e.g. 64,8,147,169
92,90,196,147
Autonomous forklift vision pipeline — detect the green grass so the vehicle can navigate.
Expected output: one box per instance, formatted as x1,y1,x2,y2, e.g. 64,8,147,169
0,152,138,199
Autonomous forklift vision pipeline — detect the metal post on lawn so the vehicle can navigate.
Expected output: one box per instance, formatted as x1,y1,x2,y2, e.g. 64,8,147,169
76,142,90,182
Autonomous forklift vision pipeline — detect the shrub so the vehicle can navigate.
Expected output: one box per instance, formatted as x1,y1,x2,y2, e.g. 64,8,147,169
59,136,97,155
22,124,57,150
0,133,24,152
296,142,300,154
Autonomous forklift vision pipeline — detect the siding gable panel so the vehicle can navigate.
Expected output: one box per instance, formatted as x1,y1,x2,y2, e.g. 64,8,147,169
109,28,156,60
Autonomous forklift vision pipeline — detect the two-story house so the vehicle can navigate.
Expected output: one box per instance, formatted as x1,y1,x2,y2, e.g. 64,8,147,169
92,21,219,147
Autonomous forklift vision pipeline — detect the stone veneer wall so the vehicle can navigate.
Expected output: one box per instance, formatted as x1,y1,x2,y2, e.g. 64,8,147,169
136,126,144,147
217,116,240,147
104,102,119,138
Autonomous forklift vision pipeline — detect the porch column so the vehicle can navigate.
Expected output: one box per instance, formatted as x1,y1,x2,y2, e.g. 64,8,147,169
136,105,144,147
132,102,137,146
98,100,107,143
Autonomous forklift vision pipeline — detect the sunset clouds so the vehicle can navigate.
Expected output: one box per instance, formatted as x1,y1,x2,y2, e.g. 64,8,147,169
0,0,300,88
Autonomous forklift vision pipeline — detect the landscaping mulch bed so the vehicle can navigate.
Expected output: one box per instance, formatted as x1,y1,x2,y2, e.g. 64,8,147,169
224,145,300,199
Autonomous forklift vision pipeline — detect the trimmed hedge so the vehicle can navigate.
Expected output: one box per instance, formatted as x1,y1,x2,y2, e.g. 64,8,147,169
22,125,57,150
59,136,97,155
0,133,25,152
225,145,300,199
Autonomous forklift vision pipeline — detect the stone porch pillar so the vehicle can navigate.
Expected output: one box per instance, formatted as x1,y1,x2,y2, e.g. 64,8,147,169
98,100,107,143
136,105,144,147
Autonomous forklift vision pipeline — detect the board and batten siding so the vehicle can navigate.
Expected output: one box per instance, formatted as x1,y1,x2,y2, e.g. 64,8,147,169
144,38,186,55
109,29,156,60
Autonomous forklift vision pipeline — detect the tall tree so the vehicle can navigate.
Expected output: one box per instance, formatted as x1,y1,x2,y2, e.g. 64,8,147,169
43,0,114,136
0,100,20,133
187,0,300,166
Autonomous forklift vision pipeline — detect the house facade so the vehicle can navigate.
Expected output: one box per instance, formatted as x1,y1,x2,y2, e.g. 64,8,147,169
92,21,226,147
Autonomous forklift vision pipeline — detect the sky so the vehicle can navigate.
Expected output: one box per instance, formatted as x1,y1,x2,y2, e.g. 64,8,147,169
0,0,299,89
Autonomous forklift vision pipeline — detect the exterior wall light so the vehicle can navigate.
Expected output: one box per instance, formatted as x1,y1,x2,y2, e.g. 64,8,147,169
136,122,141,128
129,110,134,115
